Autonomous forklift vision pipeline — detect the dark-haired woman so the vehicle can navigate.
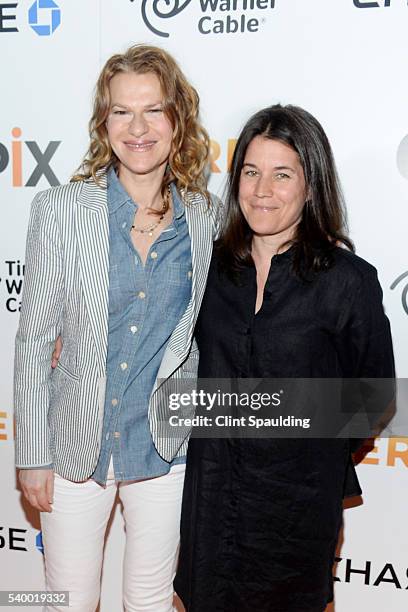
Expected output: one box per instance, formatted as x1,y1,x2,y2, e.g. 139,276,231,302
174,104,394,611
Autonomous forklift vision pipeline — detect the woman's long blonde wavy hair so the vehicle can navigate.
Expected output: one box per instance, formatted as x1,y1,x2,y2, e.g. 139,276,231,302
72,44,210,202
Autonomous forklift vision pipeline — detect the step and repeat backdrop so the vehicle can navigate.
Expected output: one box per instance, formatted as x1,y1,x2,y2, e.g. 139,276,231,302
0,1,407,610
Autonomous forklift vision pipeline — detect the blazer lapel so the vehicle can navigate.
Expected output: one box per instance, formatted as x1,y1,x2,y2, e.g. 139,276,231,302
184,194,214,333
162,193,214,370
150,192,216,460
75,176,110,374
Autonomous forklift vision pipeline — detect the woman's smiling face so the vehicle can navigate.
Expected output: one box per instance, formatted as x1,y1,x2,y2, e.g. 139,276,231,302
106,71,173,182
239,135,308,241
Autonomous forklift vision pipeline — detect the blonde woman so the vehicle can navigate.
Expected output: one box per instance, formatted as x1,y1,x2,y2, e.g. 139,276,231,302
15,45,218,612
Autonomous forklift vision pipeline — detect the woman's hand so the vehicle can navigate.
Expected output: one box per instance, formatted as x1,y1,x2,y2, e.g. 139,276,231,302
19,469,54,512
51,336,62,369
19,335,60,512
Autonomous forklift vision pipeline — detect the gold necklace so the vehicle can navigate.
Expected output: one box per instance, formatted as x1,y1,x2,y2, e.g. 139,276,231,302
131,187,170,237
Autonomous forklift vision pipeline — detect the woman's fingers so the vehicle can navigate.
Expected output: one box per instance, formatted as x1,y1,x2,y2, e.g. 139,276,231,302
51,336,63,369
19,469,54,512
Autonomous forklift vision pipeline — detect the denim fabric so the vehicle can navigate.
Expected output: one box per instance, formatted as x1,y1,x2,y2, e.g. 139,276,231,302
93,168,191,485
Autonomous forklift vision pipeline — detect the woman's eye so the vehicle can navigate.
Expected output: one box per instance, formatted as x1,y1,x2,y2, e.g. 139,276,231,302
276,173,290,180
244,170,257,177
112,110,127,115
148,108,163,114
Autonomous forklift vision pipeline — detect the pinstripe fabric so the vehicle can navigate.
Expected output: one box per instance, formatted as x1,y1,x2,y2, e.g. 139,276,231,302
150,192,218,461
14,174,220,480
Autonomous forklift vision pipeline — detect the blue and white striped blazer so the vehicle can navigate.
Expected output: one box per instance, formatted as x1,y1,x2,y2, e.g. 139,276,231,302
14,172,219,481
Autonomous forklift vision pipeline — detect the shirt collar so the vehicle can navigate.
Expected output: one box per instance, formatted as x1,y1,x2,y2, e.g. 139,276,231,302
107,166,132,213
107,166,184,220
170,183,185,220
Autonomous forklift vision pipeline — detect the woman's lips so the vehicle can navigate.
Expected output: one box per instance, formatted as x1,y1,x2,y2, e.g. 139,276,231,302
251,204,279,212
124,140,156,152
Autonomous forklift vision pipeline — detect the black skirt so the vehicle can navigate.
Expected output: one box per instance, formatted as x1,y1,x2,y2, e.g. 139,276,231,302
174,436,348,612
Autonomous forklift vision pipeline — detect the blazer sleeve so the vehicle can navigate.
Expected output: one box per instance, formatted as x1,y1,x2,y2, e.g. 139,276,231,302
14,190,64,468
333,265,396,452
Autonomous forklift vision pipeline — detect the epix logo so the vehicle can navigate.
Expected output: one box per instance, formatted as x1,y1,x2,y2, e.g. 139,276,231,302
0,128,61,187
0,0,61,36
134,0,276,37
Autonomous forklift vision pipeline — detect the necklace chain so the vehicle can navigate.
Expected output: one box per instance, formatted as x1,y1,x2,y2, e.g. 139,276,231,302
131,187,171,237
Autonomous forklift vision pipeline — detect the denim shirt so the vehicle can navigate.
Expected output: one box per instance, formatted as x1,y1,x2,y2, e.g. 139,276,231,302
93,168,192,485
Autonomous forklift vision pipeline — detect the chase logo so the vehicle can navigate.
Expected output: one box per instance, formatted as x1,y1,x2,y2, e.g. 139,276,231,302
28,0,61,37
36,531,44,554
134,0,276,38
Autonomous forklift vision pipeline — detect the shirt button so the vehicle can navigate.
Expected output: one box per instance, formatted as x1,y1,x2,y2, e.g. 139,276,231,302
113,432,120,439
138,291,146,299
130,325,138,334
120,362,128,371
150,251,158,259
187,270,192,279
111,398,118,406
106,433,110,441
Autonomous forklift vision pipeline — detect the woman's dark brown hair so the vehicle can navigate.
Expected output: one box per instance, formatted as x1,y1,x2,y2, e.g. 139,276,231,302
218,104,354,278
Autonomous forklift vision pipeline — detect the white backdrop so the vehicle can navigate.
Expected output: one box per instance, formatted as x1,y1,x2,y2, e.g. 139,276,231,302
1,1,407,610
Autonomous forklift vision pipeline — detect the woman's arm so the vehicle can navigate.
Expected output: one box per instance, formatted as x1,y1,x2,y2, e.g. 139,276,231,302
334,265,395,449
14,189,65,475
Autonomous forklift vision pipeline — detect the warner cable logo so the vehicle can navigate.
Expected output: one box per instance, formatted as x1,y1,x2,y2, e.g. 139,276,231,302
390,271,408,316
135,0,276,37
0,259,25,313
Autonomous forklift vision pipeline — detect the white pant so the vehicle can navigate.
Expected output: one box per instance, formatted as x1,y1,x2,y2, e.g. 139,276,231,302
40,463,186,612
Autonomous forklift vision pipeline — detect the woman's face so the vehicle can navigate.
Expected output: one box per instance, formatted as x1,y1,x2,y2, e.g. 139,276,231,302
106,71,173,181
239,136,308,241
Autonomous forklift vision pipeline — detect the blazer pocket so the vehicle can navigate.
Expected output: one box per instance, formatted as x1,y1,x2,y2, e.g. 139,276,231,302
54,361,80,382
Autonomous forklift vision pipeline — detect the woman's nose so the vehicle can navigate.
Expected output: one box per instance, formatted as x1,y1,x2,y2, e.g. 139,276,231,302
255,176,273,198
128,113,148,136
